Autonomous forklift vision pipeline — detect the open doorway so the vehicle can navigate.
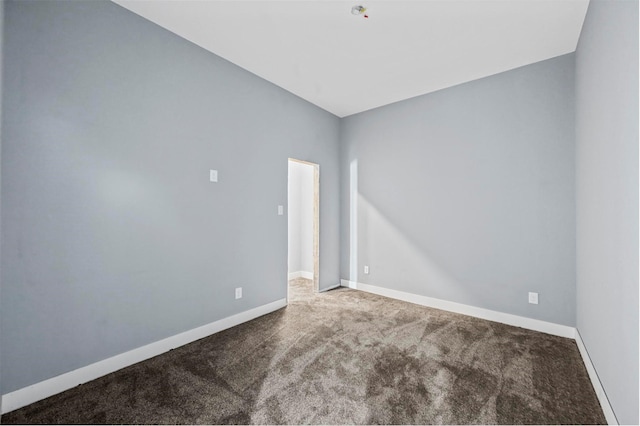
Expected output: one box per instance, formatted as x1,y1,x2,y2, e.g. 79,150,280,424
287,158,319,301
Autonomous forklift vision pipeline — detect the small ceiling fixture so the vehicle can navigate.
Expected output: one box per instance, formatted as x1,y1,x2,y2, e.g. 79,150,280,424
351,5,368,18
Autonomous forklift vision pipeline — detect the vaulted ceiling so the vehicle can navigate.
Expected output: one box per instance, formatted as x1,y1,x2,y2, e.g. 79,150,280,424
112,0,589,117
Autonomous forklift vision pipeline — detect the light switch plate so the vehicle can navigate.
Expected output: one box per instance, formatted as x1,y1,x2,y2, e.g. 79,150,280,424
209,170,218,182
278,205,284,215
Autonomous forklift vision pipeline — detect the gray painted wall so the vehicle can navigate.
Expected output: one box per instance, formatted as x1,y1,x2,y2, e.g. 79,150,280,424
575,0,639,424
340,54,576,326
3,1,637,419
1,0,340,394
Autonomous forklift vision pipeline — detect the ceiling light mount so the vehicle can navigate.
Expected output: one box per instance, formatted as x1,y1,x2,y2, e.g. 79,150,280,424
351,5,368,18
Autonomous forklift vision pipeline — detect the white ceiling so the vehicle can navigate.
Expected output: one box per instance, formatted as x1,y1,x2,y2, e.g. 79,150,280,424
112,0,589,117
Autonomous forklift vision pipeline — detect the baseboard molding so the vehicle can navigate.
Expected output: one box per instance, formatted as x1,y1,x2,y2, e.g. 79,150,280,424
319,283,341,292
574,330,618,425
342,280,618,423
288,271,300,280
288,271,314,280
1,298,287,415
340,280,575,339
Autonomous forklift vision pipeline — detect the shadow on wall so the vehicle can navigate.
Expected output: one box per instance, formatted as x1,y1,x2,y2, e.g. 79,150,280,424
348,158,466,300
356,195,492,306
347,157,533,315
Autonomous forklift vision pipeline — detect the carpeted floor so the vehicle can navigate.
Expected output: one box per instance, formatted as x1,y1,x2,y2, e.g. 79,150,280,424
2,278,605,424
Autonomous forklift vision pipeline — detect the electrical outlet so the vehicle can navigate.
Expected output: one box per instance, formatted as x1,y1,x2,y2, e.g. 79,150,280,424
235,287,242,300
528,292,538,305
209,170,218,182
364,265,369,274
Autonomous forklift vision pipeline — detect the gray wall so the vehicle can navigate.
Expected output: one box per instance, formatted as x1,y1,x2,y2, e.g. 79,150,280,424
340,54,576,326
1,0,340,394
3,1,637,419
575,0,639,424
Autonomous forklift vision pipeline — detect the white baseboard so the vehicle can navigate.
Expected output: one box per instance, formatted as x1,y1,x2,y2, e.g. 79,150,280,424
574,330,618,425
341,280,617,423
3,284,615,424
288,271,314,280
288,271,300,280
1,298,287,415
319,283,341,292
340,280,575,339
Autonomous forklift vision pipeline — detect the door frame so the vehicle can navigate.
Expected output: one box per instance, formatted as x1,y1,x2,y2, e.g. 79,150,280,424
287,158,320,293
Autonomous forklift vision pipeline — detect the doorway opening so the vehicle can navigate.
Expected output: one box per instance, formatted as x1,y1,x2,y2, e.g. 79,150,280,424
287,158,319,301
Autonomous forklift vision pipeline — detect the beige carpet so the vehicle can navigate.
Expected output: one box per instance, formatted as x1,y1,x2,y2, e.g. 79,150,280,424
2,278,605,424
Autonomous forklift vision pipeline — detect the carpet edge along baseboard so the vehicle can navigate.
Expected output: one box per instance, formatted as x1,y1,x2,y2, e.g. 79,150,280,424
340,279,574,338
0,298,288,414
340,279,618,426
2,283,618,425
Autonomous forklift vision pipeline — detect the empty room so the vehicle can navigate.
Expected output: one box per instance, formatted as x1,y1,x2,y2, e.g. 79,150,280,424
0,0,637,424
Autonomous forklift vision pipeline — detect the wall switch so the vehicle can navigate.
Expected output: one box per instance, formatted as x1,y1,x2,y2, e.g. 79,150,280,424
278,205,284,215
364,265,369,274
235,287,242,299
528,292,538,305
209,170,218,182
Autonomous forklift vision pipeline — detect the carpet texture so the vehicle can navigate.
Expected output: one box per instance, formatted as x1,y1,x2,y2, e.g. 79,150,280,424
2,279,605,424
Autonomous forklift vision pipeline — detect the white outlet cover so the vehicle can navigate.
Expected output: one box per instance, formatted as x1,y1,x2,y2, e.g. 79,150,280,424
364,265,369,274
235,287,242,299
278,205,284,215
209,169,218,182
528,292,539,304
